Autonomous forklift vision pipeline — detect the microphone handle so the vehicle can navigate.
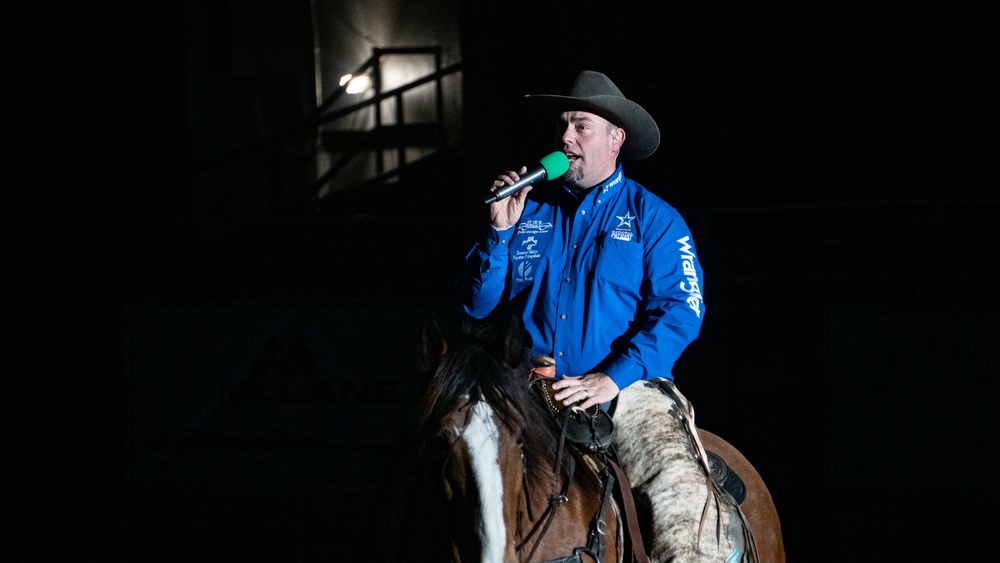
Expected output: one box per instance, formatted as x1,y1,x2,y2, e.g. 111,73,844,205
484,167,549,205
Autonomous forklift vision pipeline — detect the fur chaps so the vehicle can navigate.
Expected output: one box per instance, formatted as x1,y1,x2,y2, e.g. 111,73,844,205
613,380,749,563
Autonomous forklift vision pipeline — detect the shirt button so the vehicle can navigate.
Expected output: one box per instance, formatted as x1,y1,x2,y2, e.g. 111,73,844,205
580,210,586,215
572,244,578,249
557,352,564,357
560,314,567,319
564,277,571,282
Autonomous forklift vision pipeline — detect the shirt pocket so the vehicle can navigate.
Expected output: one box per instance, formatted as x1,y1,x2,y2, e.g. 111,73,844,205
593,236,643,293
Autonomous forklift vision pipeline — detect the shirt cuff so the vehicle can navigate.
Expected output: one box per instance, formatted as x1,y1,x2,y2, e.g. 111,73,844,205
483,225,512,254
605,358,640,390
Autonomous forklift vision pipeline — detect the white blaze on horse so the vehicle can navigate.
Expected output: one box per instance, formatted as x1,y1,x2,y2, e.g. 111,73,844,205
462,400,511,561
383,314,783,563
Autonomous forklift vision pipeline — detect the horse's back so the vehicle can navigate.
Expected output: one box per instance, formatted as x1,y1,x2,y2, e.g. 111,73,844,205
699,429,785,563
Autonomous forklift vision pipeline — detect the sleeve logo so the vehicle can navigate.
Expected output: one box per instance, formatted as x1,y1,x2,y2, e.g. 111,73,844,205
676,236,703,318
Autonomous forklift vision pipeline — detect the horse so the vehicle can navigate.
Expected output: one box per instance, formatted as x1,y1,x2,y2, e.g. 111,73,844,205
378,313,783,562
377,313,624,562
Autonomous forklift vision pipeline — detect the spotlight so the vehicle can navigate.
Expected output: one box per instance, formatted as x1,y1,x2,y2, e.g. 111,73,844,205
339,73,370,94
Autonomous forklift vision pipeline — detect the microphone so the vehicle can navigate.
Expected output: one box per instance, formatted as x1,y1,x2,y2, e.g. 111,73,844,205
484,151,570,205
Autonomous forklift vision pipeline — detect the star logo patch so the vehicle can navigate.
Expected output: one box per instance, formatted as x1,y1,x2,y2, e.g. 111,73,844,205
616,212,636,228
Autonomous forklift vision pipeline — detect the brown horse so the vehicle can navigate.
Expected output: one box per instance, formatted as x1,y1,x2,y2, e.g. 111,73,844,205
391,314,623,562
382,314,782,562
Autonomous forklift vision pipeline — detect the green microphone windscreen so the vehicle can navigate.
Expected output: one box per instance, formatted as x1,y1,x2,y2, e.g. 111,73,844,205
539,151,570,179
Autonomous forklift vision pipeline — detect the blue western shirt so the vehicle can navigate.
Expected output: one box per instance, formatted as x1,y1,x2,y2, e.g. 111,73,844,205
460,165,705,390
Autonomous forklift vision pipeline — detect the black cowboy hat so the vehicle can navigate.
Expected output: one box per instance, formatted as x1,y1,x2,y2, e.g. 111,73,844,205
525,70,660,161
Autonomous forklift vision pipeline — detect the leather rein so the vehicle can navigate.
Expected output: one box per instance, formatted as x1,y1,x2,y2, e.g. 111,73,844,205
514,365,649,563
515,405,616,563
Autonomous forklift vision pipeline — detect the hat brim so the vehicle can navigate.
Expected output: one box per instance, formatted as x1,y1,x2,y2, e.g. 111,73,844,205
525,94,660,161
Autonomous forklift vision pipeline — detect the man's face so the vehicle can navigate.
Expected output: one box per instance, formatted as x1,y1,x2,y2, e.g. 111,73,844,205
557,110,624,190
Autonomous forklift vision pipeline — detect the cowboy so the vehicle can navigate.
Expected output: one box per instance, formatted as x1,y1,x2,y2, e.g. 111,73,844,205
459,71,748,561
460,69,703,412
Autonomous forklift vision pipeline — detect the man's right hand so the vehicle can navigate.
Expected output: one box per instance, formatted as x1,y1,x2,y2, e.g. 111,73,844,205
489,166,531,231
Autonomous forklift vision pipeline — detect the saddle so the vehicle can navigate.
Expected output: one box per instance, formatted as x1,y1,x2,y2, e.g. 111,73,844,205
530,377,615,453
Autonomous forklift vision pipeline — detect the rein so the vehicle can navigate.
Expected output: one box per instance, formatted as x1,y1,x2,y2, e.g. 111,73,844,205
515,367,649,563
518,405,576,562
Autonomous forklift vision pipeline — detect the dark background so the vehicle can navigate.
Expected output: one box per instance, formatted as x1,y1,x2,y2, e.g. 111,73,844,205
6,1,999,561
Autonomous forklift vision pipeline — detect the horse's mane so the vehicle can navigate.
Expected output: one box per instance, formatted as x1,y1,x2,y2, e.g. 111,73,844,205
415,314,567,485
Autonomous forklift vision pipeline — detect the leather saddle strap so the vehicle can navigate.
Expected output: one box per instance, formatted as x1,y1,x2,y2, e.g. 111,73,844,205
653,379,721,544
583,465,615,562
655,380,760,562
608,458,650,563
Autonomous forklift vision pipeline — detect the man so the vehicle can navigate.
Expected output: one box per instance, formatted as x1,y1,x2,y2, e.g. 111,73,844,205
459,69,704,407
459,71,750,562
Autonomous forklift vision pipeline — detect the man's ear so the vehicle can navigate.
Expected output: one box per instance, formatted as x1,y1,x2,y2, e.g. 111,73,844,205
611,126,626,152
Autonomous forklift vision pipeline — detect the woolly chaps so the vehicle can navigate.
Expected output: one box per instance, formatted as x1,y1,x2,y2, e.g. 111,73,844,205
613,380,752,563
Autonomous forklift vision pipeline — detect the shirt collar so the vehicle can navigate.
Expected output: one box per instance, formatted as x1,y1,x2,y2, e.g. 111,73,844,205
563,163,625,201
594,164,625,196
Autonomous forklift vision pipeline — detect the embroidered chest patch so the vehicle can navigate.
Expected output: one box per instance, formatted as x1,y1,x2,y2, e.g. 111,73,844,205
611,211,637,242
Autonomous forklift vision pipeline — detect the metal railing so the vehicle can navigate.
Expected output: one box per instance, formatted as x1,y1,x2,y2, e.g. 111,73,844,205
313,47,462,201
189,46,462,218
